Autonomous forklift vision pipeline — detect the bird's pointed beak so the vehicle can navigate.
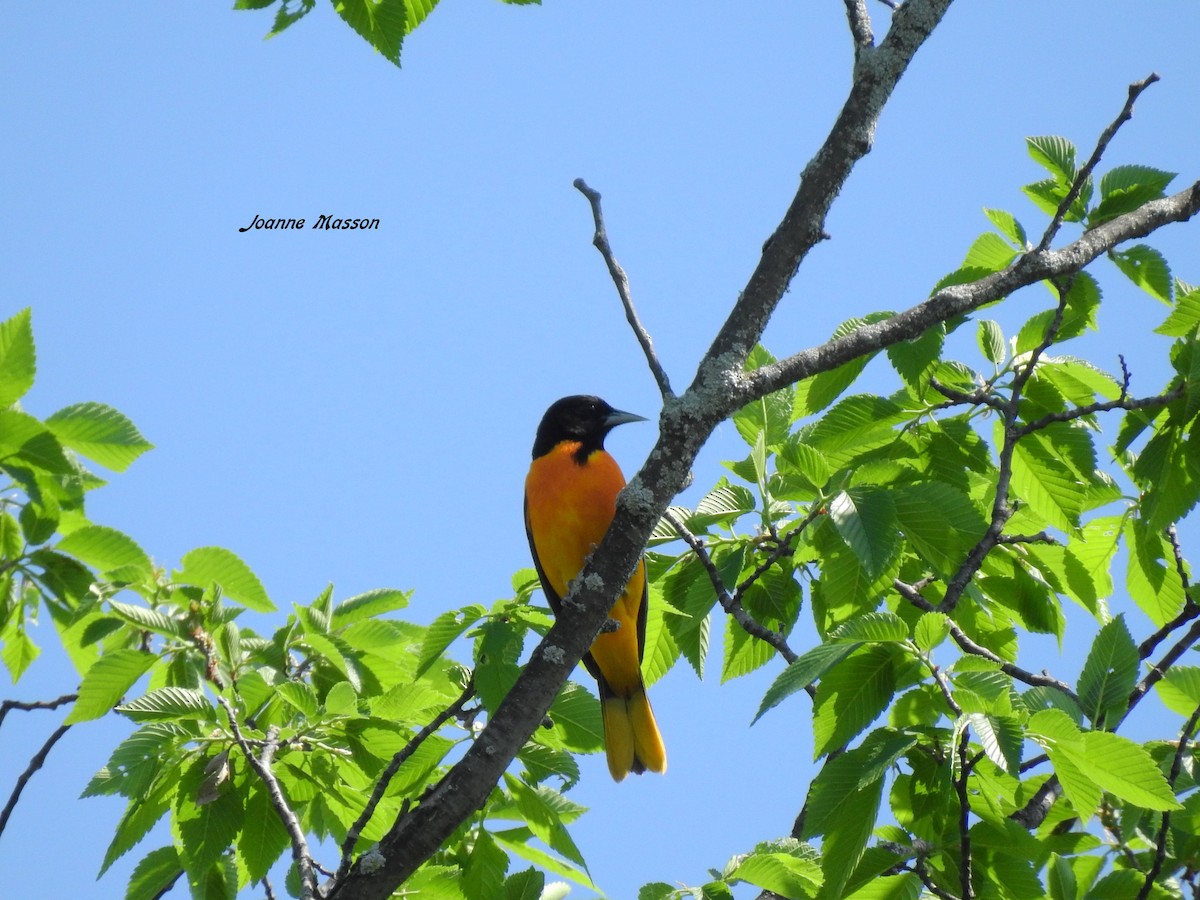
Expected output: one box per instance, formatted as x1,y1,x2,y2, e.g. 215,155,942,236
603,408,647,428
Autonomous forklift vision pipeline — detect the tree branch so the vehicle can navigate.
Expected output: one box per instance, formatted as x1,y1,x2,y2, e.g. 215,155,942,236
742,180,1200,403
218,697,320,899
0,722,71,842
335,675,476,884
574,178,674,399
1035,73,1161,252
663,509,799,665
0,693,77,731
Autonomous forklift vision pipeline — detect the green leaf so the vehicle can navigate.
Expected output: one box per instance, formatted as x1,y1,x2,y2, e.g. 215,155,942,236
885,324,945,394
464,829,509,900
276,681,320,720
827,489,899,580
503,868,546,900
1027,135,1077,183
1156,666,1200,717
844,873,921,900
753,642,857,723
417,604,486,678
505,777,588,871
815,762,884,899
116,687,215,722
891,481,986,578
125,845,184,900
730,848,822,899
1110,244,1172,304
66,649,158,724
734,383,793,450
1090,165,1176,226
691,482,756,529
1009,427,1085,531
984,208,1028,248
99,772,178,876
333,0,406,66
812,645,898,758
56,525,153,579
0,308,36,408
174,755,244,879
174,546,273,612
977,320,1006,365
1125,517,1187,626
1077,615,1138,727
962,231,1017,273
330,587,410,629
1157,282,1200,337
0,620,39,682
829,612,908,644
965,712,1023,775
44,402,153,472
913,612,951,652
1072,731,1182,811
106,600,182,638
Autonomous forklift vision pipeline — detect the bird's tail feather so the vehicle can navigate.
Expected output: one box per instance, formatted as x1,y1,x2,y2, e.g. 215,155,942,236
602,685,666,782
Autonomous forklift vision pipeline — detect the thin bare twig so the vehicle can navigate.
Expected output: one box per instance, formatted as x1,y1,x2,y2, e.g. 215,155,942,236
573,179,674,399
1036,73,1161,252
895,579,1079,702
0,693,77,730
218,696,319,899
663,510,799,666
335,675,477,884
0,723,71,842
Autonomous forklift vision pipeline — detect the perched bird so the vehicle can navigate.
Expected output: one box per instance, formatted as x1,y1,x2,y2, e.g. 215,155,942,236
524,395,667,781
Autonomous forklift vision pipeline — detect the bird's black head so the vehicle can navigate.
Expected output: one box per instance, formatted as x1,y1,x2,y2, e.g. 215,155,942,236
531,395,646,460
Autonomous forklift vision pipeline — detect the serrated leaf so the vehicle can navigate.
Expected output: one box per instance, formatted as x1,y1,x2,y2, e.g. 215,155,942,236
827,489,899,579
753,642,856,724
1157,283,1200,337
0,308,36,408
1125,517,1187,626
1077,615,1138,727
730,849,822,899
56,525,153,579
1072,731,1182,811
44,402,153,472
1009,427,1084,531
963,231,1018,273
333,0,406,66
125,845,183,900
913,612,951,652
1027,135,1077,183
891,481,986,578
66,649,158,724
174,546,273,612
116,687,214,722
174,755,244,878
276,681,320,720
417,604,486,678
812,645,898,758
966,712,1023,775
984,208,1028,248
977,319,1006,365
1111,244,1172,304
829,612,908,644
330,587,410,629
1157,666,1200,717
237,781,290,884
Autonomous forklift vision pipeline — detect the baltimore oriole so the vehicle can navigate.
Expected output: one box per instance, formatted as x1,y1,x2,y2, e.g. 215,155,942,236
524,395,666,781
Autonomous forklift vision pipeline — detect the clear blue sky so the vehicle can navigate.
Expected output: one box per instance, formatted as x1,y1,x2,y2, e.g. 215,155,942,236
2,2,1200,898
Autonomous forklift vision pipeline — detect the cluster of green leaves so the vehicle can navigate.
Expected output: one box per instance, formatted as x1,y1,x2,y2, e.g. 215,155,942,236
233,0,538,67
627,142,1200,899
0,308,600,900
